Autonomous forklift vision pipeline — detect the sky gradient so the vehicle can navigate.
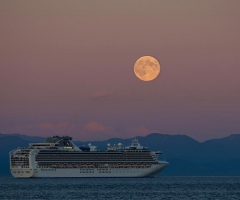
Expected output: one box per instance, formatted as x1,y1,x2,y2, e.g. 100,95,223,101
1,0,240,141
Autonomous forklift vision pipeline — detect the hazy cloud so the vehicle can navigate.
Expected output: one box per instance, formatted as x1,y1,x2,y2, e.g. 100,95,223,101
40,122,55,130
129,125,150,136
56,122,69,129
84,121,107,132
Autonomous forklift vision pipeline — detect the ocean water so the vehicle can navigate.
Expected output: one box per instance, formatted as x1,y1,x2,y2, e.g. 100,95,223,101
0,177,240,200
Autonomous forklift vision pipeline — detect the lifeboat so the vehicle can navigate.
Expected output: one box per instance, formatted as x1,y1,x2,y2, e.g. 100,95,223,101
80,164,85,168
73,164,79,168
88,164,94,168
67,164,72,168
118,164,123,168
126,164,131,168
59,164,64,168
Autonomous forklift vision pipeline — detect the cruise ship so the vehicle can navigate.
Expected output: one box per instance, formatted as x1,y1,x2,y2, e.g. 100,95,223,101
9,136,169,178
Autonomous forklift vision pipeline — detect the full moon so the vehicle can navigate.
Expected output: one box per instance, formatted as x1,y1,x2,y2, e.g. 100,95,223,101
134,56,161,81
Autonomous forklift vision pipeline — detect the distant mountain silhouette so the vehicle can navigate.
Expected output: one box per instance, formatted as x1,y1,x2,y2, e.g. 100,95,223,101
1,133,240,176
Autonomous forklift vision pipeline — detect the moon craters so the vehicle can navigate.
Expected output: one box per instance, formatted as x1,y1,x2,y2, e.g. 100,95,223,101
134,56,160,81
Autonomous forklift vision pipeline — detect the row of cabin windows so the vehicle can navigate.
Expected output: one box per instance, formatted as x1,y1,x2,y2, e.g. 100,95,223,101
36,159,155,162
36,156,153,159
37,153,150,156
80,169,94,173
36,155,154,158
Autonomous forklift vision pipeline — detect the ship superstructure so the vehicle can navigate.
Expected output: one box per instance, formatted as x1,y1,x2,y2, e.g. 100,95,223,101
10,136,168,178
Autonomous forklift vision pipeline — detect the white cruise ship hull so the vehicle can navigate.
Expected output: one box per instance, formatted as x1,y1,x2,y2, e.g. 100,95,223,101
10,136,169,178
11,162,168,178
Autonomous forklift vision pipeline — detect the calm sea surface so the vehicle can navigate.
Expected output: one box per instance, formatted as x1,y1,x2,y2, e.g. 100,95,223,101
0,176,240,200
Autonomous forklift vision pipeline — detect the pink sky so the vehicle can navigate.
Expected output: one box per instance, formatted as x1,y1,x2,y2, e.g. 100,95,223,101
0,0,240,141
